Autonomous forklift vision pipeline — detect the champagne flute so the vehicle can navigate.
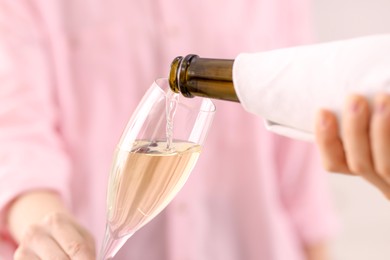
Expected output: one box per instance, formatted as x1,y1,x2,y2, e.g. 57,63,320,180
99,78,215,259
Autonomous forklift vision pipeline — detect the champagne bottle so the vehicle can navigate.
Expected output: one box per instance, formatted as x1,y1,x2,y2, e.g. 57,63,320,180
169,34,390,141
169,55,238,102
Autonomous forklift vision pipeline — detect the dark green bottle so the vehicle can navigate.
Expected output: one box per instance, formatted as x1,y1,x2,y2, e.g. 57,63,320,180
169,54,239,102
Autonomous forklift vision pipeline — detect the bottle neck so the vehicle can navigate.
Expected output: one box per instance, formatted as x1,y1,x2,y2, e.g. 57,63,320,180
169,55,239,102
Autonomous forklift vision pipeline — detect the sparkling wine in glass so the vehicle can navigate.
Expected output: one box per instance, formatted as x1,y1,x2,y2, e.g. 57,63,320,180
99,78,215,259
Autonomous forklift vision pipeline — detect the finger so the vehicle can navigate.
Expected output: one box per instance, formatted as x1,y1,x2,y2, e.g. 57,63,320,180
21,224,70,260
315,109,351,174
342,95,390,199
342,95,374,174
14,247,40,260
43,212,96,259
371,94,390,184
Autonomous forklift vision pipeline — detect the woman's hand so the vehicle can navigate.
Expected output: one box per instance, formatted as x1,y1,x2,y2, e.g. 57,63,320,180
315,93,390,199
7,191,96,259
13,212,96,260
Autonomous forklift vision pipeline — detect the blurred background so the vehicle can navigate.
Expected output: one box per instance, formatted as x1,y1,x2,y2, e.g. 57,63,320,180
310,0,390,259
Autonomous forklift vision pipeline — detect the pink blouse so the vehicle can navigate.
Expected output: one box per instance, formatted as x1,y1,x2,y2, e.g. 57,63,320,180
0,1,337,259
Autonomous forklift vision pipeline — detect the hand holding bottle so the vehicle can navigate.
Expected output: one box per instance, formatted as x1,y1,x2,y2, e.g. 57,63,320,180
315,93,390,199
169,34,390,199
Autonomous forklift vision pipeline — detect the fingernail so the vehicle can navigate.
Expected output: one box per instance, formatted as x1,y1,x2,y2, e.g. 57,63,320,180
320,112,329,129
375,98,388,115
375,102,386,114
350,98,361,113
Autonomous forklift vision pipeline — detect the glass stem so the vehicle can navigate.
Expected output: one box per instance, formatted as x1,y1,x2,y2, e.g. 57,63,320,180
99,226,133,260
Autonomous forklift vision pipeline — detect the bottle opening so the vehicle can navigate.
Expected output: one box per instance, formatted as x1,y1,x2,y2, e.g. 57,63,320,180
169,55,199,98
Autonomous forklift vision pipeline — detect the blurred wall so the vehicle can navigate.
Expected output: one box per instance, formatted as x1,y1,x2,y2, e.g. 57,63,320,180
312,0,390,41
310,0,390,259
